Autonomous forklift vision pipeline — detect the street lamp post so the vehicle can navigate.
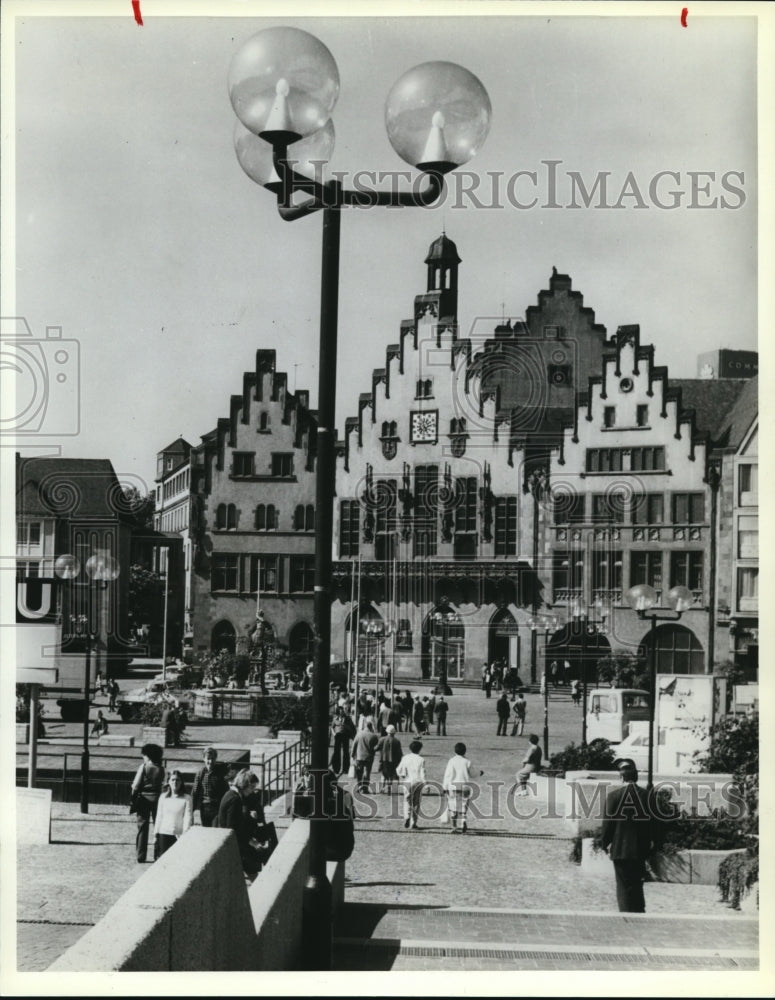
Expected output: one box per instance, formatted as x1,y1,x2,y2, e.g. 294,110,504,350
228,27,491,970
568,600,609,748
55,552,120,814
529,615,558,760
525,468,548,685
432,610,460,696
626,584,693,787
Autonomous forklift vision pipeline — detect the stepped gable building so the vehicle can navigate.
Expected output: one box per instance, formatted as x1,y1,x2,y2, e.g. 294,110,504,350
330,234,611,686
544,325,756,679
189,350,317,661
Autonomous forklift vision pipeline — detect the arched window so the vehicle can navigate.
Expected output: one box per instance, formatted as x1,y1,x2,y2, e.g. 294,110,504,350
255,505,266,531
216,504,227,529
226,504,237,530
289,621,314,658
305,504,315,531
382,421,390,437
643,623,705,675
259,412,270,431
267,504,277,530
294,504,304,530
211,620,236,654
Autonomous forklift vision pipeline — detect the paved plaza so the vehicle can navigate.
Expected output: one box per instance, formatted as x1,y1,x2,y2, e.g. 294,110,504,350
15,683,760,975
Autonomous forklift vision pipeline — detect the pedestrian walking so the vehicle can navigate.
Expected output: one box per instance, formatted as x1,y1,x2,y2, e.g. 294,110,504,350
481,663,488,691
412,697,426,736
550,660,559,688
422,696,433,735
571,678,581,706
191,747,228,827
95,669,106,696
600,759,658,913
130,743,165,863
484,665,494,699
330,707,355,776
377,698,391,736
515,734,542,795
153,769,193,859
496,691,511,736
376,724,403,794
510,691,527,736
217,768,265,878
388,700,402,733
351,721,379,792
397,740,426,830
108,678,120,713
443,743,483,833
435,696,448,735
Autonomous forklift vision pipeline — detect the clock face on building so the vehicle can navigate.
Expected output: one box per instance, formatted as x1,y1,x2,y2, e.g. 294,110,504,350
410,410,438,444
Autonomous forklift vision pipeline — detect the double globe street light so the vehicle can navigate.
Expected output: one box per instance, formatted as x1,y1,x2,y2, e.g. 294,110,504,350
54,551,120,814
228,26,491,970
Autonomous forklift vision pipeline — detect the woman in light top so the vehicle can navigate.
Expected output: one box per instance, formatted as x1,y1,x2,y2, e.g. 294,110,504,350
442,742,483,834
153,769,193,859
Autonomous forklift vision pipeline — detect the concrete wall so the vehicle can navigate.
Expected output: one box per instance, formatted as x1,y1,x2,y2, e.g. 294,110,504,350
50,822,344,972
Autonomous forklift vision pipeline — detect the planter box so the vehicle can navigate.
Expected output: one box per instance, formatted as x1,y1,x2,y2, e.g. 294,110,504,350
16,723,29,744
579,838,612,875
651,847,746,885
739,881,758,913
141,727,168,747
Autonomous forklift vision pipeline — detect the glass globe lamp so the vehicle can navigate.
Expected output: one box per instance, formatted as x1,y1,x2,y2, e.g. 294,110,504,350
54,554,80,579
385,61,491,172
228,26,340,143
627,584,657,613
234,118,335,192
666,585,693,614
85,553,120,582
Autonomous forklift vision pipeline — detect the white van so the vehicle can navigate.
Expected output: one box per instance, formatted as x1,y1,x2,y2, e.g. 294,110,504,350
586,688,650,744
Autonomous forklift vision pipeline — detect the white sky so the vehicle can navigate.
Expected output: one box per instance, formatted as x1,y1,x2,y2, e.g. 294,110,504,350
4,4,762,496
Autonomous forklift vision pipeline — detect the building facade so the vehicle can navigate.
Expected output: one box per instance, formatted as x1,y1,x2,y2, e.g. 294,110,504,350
153,436,194,645
189,350,317,661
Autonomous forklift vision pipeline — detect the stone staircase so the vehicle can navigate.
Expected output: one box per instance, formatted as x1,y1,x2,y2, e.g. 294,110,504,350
333,904,758,971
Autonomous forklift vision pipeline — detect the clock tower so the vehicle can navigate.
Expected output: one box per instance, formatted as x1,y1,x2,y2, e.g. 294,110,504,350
424,232,460,323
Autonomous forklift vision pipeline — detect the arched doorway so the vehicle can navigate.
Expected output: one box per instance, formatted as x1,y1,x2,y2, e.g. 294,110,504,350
641,623,705,674
546,623,611,683
211,619,236,654
345,605,385,682
421,605,465,683
488,607,519,667
288,621,314,659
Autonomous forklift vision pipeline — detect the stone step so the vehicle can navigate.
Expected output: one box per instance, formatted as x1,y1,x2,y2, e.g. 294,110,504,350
333,934,758,971
334,903,758,953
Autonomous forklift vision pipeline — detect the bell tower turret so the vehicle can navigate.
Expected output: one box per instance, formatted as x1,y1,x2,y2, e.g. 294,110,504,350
424,232,461,322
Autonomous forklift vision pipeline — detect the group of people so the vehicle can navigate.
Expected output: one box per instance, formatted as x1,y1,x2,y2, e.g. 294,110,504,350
327,689,450,780
481,661,524,698
495,690,528,736
130,745,278,878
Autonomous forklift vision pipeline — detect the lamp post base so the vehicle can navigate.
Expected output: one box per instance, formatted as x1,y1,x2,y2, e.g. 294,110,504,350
301,872,333,970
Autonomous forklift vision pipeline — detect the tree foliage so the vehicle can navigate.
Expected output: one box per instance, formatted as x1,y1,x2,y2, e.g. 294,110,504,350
128,564,162,626
595,653,650,690
549,738,616,775
122,487,156,529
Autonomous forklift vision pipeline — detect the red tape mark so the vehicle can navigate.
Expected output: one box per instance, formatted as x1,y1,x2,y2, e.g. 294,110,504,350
132,0,143,26
681,8,688,27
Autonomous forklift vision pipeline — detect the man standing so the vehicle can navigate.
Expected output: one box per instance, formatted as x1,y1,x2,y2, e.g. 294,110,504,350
376,724,403,795
435,696,449,736
351,720,379,793
496,691,511,736
397,740,426,830
191,747,228,827
511,691,527,736
484,665,494,699
600,759,656,913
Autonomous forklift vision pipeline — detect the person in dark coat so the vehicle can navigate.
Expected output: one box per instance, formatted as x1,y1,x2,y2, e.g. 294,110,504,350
496,692,511,736
191,747,228,827
435,696,449,735
131,743,165,862
412,697,426,736
217,768,265,876
600,759,657,913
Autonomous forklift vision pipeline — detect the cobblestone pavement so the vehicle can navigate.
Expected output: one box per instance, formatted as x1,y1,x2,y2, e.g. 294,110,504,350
15,685,760,975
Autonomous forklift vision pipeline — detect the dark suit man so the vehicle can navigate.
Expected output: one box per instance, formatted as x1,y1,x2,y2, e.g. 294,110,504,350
496,693,511,736
600,759,656,913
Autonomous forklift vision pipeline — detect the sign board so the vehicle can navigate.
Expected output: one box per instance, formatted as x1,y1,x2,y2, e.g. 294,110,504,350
655,674,715,773
17,667,59,686
17,788,53,845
